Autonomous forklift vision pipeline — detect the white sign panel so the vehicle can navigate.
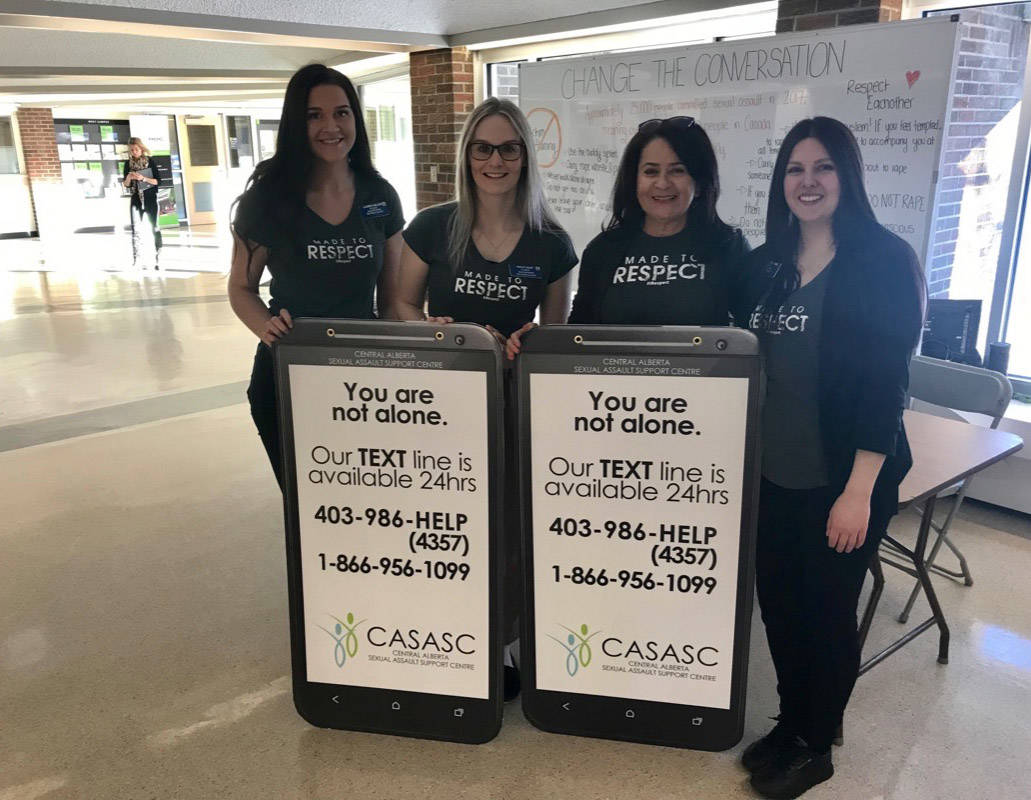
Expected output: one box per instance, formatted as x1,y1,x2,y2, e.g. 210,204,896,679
289,364,490,699
520,18,957,262
531,373,749,708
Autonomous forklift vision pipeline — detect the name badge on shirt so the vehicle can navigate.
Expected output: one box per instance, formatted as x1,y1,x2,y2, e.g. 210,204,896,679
509,264,543,279
361,201,390,218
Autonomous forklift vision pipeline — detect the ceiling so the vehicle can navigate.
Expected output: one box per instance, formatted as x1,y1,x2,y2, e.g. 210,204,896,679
0,0,739,109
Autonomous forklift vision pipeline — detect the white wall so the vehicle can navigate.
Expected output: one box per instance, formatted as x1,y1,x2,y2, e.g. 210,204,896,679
0,114,35,236
0,175,35,236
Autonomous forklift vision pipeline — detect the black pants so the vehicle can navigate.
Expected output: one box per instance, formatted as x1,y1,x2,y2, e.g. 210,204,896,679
247,343,284,489
756,478,890,752
130,193,163,263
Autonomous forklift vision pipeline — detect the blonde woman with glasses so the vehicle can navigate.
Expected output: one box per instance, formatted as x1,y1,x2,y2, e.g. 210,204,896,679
393,97,576,351
393,98,576,701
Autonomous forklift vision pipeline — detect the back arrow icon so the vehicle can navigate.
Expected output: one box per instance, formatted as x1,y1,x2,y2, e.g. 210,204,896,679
562,702,571,711
332,695,340,704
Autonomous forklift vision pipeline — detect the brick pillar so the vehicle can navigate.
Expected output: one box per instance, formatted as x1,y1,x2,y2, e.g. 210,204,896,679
15,108,64,239
410,47,474,209
776,0,901,33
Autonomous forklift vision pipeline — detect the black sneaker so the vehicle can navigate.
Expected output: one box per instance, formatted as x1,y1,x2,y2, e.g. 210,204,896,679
750,737,833,799
503,665,520,702
741,719,795,773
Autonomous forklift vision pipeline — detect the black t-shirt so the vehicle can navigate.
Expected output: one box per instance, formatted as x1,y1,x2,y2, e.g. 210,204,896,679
234,174,404,319
748,265,830,489
590,227,747,325
402,202,578,337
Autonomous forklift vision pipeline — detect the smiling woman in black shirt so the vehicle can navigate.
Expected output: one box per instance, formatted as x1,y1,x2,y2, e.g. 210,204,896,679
393,98,575,699
393,97,576,349
736,117,925,799
229,64,404,488
562,117,747,331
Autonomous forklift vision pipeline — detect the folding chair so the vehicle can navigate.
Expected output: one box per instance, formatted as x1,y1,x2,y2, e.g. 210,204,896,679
889,355,1012,624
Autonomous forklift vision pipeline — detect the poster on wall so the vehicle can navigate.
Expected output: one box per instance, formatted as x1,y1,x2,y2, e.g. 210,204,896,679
519,17,959,266
55,119,132,204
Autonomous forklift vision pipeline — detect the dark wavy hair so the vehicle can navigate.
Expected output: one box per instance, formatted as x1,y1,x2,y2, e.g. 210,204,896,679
232,64,375,261
606,120,731,243
764,116,925,314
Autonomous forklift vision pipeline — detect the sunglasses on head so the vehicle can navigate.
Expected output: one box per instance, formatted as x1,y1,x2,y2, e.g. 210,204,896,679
468,140,525,161
637,116,696,132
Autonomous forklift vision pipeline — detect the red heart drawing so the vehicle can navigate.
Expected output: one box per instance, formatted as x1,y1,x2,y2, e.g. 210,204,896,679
906,70,921,88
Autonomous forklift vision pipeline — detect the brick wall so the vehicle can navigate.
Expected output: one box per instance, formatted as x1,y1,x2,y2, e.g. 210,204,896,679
776,0,901,33
15,108,60,183
410,47,475,209
927,4,1028,299
14,107,62,236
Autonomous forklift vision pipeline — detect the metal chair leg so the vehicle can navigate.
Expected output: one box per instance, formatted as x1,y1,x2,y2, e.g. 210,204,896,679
898,523,947,623
935,533,974,586
859,555,885,652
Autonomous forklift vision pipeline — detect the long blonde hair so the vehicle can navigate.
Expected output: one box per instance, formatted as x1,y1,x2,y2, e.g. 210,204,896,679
127,137,151,158
447,98,561,269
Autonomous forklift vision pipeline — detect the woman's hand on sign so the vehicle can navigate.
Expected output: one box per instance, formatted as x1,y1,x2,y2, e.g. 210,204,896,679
505,322,536,361
826,489,871,553
261,308,293,345
426,315,454,324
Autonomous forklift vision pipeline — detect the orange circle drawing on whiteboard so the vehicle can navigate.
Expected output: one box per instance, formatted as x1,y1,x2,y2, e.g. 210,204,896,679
527,107,562,169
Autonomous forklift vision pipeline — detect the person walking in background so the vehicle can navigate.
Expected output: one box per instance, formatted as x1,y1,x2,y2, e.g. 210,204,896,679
123,137,162,269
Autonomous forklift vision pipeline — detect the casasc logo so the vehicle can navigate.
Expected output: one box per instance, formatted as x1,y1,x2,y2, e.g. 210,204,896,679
318,612,365,668
549,623,600,677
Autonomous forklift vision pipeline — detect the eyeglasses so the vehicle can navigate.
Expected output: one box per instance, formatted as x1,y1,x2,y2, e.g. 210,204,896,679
468,141,525,161
638,116,696,132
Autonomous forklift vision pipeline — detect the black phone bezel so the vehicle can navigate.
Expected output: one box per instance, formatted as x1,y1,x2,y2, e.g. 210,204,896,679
516,325,762,751
274,320,505,744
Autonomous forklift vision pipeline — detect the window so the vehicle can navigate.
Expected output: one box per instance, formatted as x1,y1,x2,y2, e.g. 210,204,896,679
925,3,1031,390
186,124,219,167
256,120,278,161
378,107,397,142
0,118,20,174
361,74,416,222
486,61,523,102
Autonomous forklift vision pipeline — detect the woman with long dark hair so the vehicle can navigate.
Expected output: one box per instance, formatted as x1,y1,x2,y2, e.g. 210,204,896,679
736,117,925,798
122,137,163,268
229,64,404,487
548,116,746,334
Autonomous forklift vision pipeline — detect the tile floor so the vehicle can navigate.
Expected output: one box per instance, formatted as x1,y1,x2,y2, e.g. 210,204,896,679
1,269,1029,800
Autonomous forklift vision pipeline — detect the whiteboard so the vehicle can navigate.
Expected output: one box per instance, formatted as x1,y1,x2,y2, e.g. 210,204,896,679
520,18,959,265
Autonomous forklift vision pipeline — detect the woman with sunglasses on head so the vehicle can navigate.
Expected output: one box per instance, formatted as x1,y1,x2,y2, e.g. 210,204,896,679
229,64,405,488
507,117,744,354
735,117,924,799
393,98,576,700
